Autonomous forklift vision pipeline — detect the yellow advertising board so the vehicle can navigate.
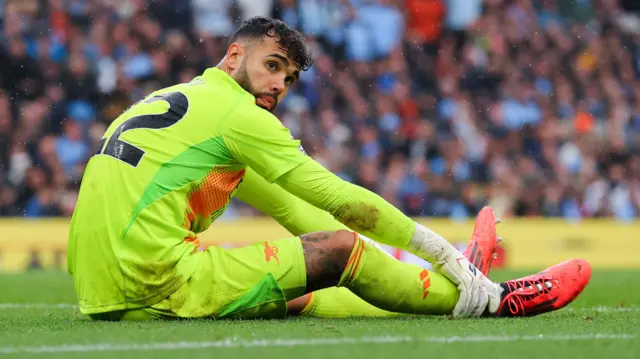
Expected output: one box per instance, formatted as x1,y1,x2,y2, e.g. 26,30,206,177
0,218,639,273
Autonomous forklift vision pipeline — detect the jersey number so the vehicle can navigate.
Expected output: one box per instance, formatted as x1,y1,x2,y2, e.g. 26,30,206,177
94,92,189,167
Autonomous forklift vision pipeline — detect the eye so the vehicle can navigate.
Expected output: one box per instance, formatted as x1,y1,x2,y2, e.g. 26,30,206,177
285,76,296,85
267,61,278,71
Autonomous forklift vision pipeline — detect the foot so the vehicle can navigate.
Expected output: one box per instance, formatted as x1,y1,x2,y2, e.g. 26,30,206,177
463,206,502,276
495,259,592,317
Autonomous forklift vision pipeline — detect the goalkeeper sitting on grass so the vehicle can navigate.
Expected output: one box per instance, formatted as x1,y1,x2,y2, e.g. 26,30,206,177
67,17,591,321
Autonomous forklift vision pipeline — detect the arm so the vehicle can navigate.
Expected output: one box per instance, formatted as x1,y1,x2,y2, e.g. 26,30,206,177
221,104,422,250
236,167,348,236
275,160,415,247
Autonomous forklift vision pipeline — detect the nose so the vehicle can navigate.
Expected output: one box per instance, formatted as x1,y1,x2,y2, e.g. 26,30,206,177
270,79,286,95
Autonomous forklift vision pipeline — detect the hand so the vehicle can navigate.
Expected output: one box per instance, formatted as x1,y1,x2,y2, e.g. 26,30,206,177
434,255,490,317
408,222,499,317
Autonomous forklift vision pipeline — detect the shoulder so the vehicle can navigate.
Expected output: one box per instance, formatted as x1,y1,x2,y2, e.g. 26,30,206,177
228,101,291,136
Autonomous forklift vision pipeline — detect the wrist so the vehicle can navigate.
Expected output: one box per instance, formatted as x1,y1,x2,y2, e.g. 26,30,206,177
407,222,457,264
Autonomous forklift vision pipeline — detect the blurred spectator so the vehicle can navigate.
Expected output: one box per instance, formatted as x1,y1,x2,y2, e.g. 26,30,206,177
0,0,639,222
445,0,482,30
192,0,235,37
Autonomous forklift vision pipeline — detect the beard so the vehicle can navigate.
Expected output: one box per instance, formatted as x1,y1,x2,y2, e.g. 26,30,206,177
234,58,279,112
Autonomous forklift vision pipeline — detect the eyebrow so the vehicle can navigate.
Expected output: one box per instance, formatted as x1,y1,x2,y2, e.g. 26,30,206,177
268,53,289,65
268,53,300,80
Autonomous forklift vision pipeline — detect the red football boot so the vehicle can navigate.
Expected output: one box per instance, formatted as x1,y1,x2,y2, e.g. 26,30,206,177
463,206,502,276
495,259,592,317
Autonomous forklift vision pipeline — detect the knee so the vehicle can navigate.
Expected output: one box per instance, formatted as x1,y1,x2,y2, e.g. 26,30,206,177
329,230,357,256
300,230,357,258
299,230,358,292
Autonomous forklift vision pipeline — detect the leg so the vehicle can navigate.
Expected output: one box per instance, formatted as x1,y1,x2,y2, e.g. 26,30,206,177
289,287,402,317
129,237,309,320
295,230,460,315
298,231,353,293
291,222,590,319
288,233,403,317
287,230,399,316
290,207,503,318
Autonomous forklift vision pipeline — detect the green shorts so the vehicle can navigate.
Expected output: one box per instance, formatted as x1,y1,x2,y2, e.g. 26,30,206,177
97,236,307,321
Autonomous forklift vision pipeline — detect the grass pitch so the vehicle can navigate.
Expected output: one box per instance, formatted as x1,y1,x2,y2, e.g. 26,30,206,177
1,270,638,359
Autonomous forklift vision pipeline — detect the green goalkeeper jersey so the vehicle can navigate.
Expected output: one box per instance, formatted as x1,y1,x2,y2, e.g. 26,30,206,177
68,68,310,313
69,67,415,315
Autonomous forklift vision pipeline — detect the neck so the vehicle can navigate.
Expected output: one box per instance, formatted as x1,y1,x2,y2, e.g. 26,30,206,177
216,59,231,75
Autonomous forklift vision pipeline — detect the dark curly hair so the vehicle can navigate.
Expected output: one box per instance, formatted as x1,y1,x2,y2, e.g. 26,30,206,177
229,16,313,71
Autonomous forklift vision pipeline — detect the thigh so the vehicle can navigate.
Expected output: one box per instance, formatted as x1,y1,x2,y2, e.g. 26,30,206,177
148,236,307,319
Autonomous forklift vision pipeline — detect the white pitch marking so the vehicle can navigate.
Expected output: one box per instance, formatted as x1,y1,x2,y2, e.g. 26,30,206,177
0,333,635,354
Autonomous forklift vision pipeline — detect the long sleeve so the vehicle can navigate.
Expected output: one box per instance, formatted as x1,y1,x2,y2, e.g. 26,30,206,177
236,167,348,236
275,160,416,249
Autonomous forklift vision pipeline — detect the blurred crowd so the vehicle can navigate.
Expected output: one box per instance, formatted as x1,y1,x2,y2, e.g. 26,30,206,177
1,0,640,221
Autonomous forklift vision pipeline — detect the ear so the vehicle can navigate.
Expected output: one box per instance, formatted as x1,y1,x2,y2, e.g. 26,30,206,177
226,43,245,71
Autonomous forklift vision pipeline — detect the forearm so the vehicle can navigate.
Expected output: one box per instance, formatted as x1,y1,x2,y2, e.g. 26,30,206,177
276,160,415,248
236,167,348,236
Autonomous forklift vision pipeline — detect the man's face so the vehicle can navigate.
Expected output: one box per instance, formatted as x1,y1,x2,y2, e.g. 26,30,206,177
226,36,300,112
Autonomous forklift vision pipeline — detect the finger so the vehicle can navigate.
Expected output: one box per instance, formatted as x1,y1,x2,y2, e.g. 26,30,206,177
453,285,471,317
467,284,481,317
473,286,489,317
